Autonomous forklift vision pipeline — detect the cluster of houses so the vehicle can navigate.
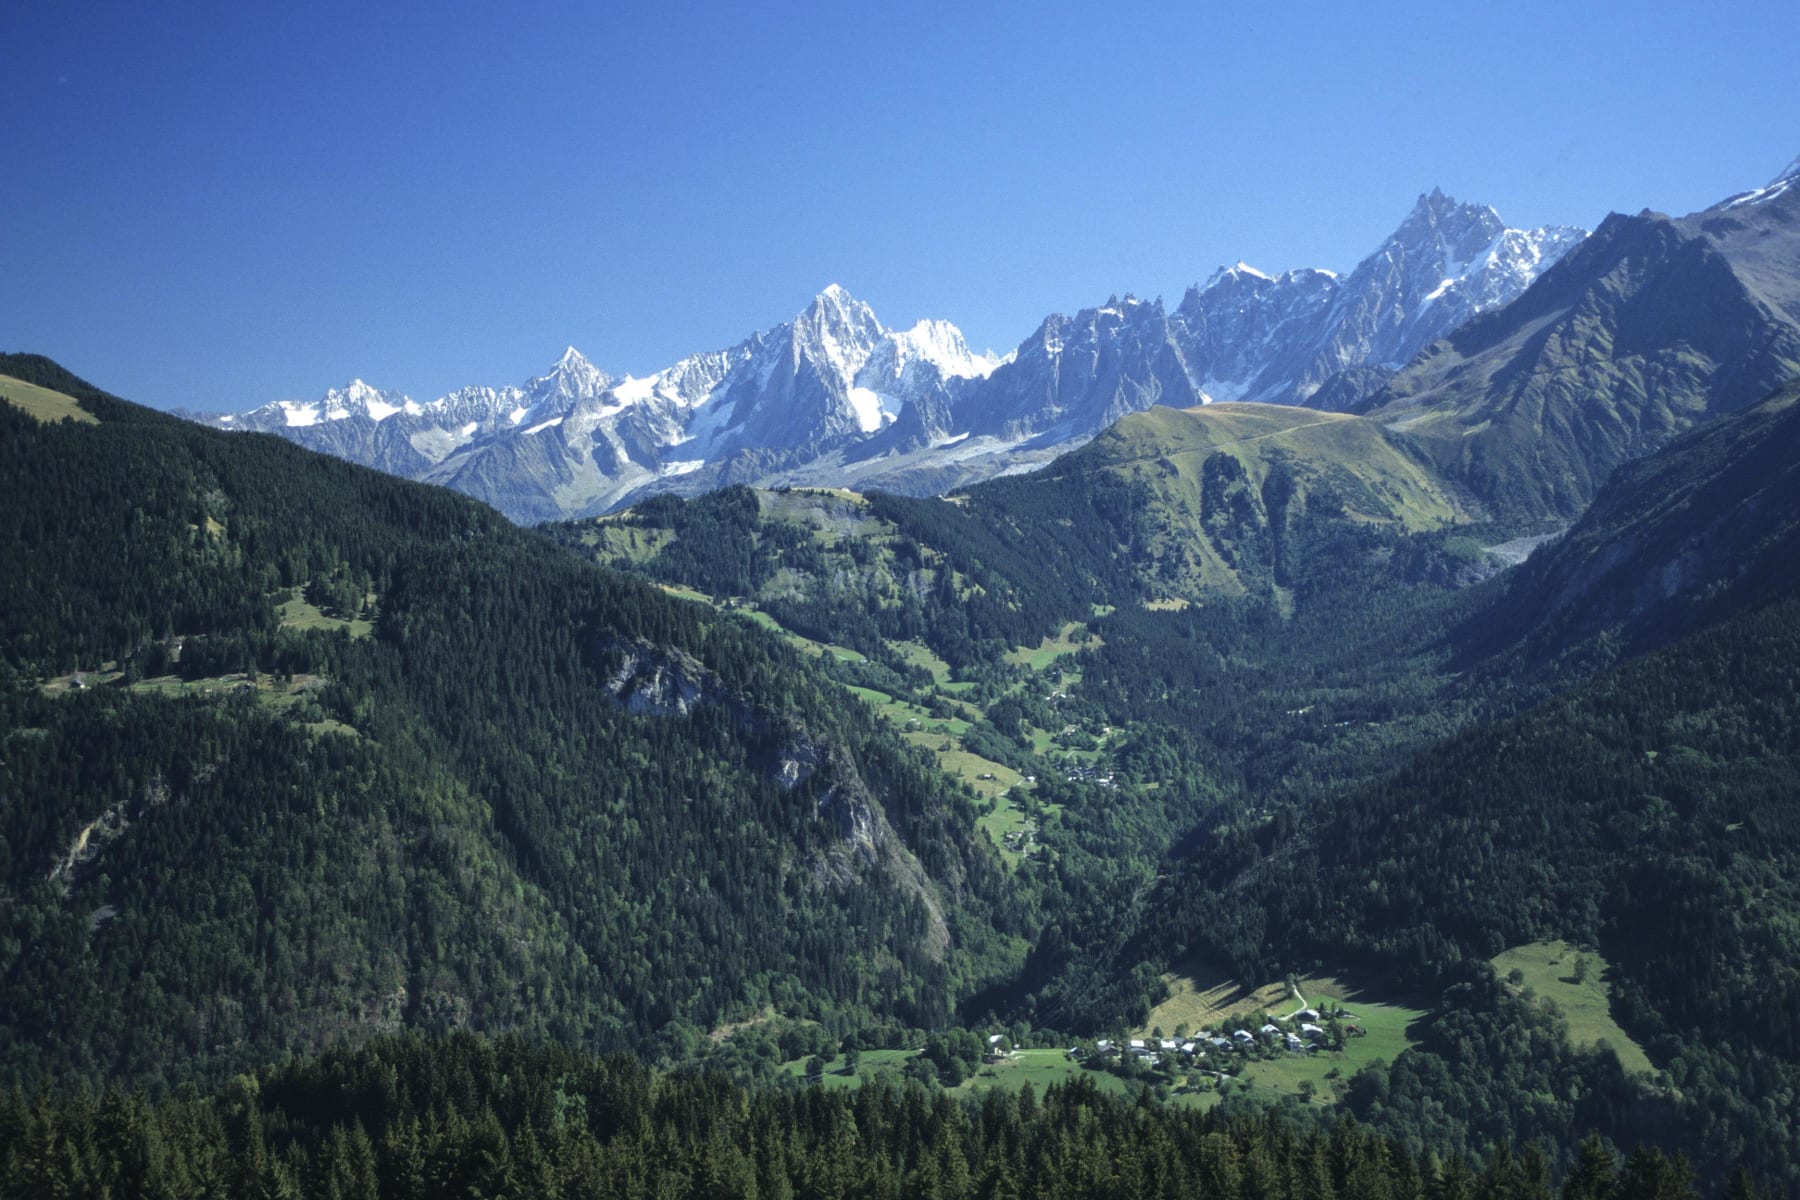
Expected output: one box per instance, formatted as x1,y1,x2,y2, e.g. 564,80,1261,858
999,819,1039,857
1076,1008,1348,1068
1061,763,1118,789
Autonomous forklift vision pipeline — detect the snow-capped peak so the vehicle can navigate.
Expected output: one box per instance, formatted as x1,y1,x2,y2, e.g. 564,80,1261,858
893,318,1001,380
802,283,876,329
1397,189,1506,250
792,285,886,381
1202,261,1276,290
323,379,416,422
541,345,605,382
801,283,878,326
525,346,611,408
1174,187,1585,401
238,378,419,429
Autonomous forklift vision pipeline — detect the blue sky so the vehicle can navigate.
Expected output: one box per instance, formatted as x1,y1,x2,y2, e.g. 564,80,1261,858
4,1,1796,412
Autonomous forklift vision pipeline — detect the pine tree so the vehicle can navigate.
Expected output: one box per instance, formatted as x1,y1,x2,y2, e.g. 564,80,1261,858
1561,1135,1618,1200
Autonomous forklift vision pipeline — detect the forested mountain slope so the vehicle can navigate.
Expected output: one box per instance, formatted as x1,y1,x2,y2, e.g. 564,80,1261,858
562,359,1800,1191
0,355,1019,1092
1117,384,1800,1186
1479,378,1800,660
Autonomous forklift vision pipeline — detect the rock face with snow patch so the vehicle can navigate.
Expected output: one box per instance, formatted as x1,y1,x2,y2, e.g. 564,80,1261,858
1174,190,1585,407
1361,158,1800,523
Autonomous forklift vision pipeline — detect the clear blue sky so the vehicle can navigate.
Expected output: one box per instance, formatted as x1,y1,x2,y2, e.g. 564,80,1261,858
4,1,1796,412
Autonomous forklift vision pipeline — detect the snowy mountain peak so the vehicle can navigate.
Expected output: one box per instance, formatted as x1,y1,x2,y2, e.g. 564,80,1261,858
532,346,608,386
894,319,1000,380
522,347,613,420
1774,155,1800,186
204,183,1591,521
1398,189,1506,244
323,379,415,422
802,283,873,324
1200,261,1272,291
800,284,879,329
1409,186,1486,221
1174,190,1585,404
792,285,886,379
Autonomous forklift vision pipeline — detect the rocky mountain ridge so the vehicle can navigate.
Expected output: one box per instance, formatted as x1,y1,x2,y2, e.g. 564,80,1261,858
1360,157,1800,524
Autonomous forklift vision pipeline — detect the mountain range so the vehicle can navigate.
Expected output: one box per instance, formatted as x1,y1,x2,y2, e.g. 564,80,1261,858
197,191,1583,522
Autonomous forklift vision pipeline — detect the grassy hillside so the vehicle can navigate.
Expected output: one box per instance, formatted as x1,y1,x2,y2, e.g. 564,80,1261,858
1013,402,1468,603
0,373,100,425
1491,941,1653,1076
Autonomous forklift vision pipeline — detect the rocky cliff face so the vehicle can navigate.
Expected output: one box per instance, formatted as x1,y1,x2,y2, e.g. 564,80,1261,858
591,635,951,957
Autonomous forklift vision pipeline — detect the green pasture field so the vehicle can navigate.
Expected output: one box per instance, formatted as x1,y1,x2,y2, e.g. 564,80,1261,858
279,593,374,639
0,374,99,425
1005,623,1095,671
1490,940,1654,1075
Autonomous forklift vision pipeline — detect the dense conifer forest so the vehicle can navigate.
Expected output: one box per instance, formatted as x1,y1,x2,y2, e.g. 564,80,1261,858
0,1032,1732,1200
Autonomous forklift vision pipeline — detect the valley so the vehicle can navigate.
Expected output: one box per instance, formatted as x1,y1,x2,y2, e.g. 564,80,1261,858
12,0,1800,1189
7,153,1800,1196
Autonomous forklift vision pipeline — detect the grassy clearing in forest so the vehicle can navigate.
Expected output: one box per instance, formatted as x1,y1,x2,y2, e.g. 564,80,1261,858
1006,622,1095,671
891,639,956,684
0,374,99,424
974,792,1063,862
737,608,865,661
782,1048,1130,1100
278,593,374,639
1490,940,1653,1075
957,1049,1130,1098
779,1048,919,1088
